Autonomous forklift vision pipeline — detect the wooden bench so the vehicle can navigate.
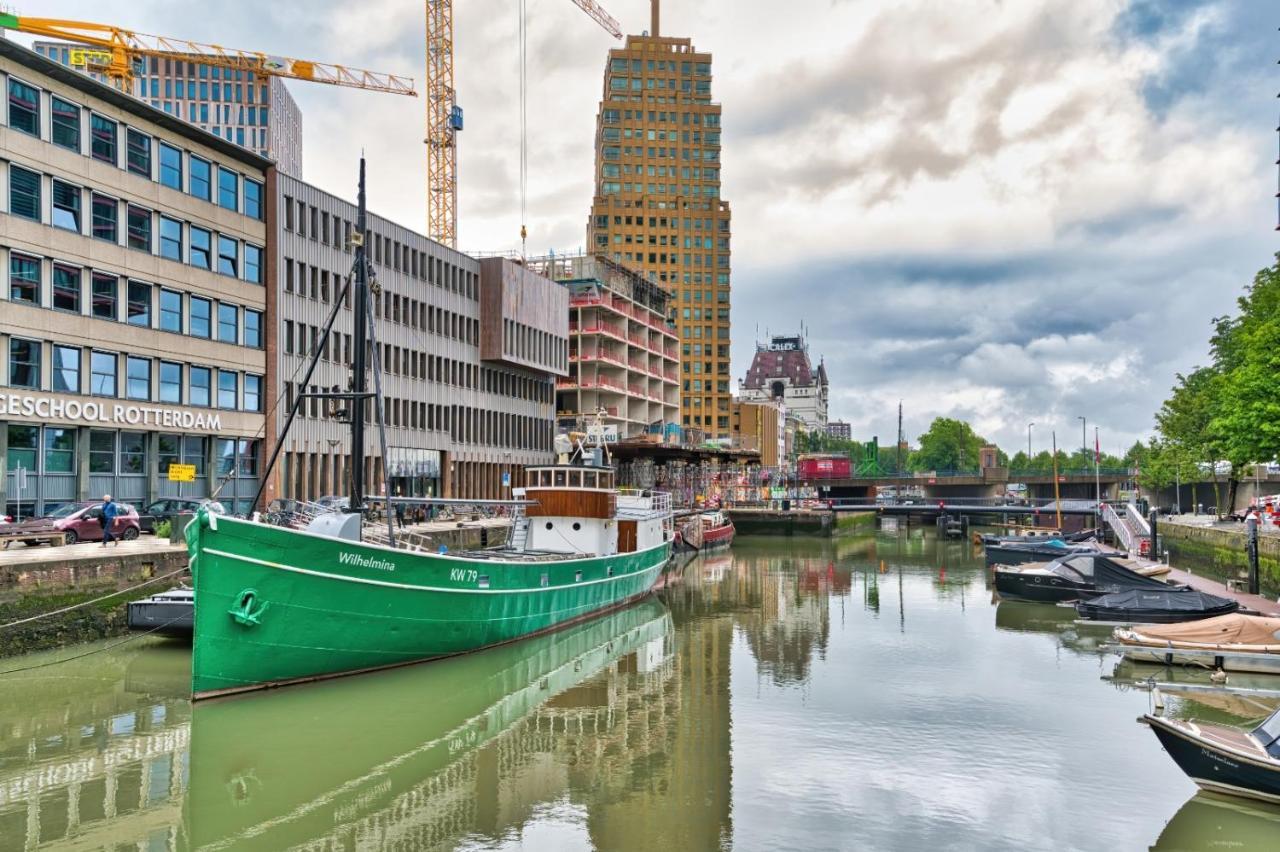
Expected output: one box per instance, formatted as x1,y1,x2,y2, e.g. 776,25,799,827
0,530,67,550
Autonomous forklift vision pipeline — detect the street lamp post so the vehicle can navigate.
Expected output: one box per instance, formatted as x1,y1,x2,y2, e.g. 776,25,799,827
1027,422,1034,466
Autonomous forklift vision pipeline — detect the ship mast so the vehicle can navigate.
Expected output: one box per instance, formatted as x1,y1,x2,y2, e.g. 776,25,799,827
350,158,369,512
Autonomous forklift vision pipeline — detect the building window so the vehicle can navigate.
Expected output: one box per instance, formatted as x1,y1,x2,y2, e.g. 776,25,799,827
190,366,212,406
51,96,79,150
120,431,146,474
159,142,183,190
127,280,152,326
52,345,80,393
126,128,151,177
52,180,80,232
217,303,238,343
158,433,179,475
90,351,117,396
190,227,212,269
244,179,263,220
90,114,118,164
159,361,182,403
91,194,118,242
89,430,116,473
189,156,212,201
244,309,262,348
159,289,183,332
183,435,207,474
9,165,41,222
160,216,182,260
218,167,238,211
217,370,238,409
7,78,38,136
44,428,76,474
217,235,238,277
9,254,39,304
244,374,261,412
190,296,212,338
8,339,40,389
126,356,151,400
244,244,262,284
126,205,151,251
91,273,117,320
6,425,38,475
237,439,258,476
52,264,80,313
215,438,236,476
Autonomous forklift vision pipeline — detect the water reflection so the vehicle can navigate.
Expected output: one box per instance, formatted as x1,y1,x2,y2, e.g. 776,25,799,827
1151,793,1280,851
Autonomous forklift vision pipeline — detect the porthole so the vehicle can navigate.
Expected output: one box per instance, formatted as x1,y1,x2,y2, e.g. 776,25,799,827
572,522,581,531
545,522,553,530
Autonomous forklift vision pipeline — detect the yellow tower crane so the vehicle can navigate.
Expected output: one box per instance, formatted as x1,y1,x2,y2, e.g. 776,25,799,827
424,0,622,249
0,13,417,98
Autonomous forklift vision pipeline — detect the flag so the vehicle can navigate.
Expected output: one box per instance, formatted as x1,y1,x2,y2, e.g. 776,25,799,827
1094,431,1100,464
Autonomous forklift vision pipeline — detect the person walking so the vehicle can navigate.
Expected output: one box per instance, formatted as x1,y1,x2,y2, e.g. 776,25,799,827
395,490,406,530
101,494,119,547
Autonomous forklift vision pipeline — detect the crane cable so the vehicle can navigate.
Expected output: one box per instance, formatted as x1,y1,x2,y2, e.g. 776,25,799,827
519,0,528,258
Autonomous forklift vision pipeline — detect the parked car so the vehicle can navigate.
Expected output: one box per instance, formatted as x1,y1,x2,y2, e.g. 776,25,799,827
5,501,141,545
137,498,225,533
315,495,351,511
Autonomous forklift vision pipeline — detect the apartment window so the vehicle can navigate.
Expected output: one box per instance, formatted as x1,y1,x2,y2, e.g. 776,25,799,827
217,370,238,409
126,205,152,251
52,180,80,232
90,351,117,396
9,165,40,221
118,431,146,474
52,345,80,393
52,264,80,313
218,167,238,211
124,128,152,177
241,246,263,286
125,356,151,400
159,289,183,332
244,179,263,220
8,339,40,389
190,296,212,338
91,273,118,320
90,114,118,164
217,303,238,343
7,78,38,136
217,235,238,277
189,156,212,201
51,96,79,150
159,142,183,189
91,194,118,242
244,374,261,412
244,309,262,348
158,361,182,403
190,366,211,406
160,216,182,260
127,280,152,327
190,227,212,269
9,254,39,304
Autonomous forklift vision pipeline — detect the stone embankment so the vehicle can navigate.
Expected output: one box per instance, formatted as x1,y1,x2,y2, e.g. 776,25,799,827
1161,516,1280,596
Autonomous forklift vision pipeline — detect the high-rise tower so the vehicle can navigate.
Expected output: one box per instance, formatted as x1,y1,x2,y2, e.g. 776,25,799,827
586,1,731,439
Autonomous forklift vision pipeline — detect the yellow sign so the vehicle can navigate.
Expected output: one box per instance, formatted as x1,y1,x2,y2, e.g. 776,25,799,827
167,463,196,483
69,49,113,68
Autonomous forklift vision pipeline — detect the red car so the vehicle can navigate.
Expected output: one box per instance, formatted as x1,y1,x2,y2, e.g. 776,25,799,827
7,501,141,545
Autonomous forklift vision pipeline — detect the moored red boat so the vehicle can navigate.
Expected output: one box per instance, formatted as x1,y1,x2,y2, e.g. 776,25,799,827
676,510,735,552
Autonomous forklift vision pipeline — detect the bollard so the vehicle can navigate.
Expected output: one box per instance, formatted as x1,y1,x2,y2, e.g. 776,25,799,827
1149,510,1159,560
1247,515,1260,596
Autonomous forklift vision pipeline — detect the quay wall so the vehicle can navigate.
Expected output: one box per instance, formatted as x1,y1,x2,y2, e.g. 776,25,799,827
728,510,834,537
1161,523,1280,597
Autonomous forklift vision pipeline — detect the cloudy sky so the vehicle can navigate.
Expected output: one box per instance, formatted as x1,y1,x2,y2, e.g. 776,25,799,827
20,0,1277,454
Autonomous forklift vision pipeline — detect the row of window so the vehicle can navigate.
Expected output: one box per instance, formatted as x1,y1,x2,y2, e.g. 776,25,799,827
608,58,712,76
282,193,478,296
5,423,258,479
5,338,261,411
6,252,262,347
5,75,264,218
503,319,567,369
595,213,730,232
609,76,712,96
6,164,264,284
601,145,720,163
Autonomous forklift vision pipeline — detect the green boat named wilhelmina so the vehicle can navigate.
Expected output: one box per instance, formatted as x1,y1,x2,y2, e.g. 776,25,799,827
187,159,673,700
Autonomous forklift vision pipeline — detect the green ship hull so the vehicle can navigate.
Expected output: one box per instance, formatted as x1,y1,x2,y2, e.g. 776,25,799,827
187,510,671,699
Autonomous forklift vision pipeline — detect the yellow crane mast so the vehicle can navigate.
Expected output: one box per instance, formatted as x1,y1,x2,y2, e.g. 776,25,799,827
0,13,417,96
424,0,622,249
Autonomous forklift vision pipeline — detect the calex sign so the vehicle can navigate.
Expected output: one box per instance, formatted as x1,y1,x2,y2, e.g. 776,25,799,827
0,394,223,432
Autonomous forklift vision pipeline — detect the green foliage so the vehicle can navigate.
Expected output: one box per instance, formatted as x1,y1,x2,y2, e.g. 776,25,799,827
911,417,988,471
154,519,172,539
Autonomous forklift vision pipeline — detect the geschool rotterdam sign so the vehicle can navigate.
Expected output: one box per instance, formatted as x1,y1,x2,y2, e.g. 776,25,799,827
0,394,223,431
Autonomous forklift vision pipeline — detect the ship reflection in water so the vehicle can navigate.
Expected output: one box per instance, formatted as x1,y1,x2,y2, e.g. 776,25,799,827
3,533,1280,850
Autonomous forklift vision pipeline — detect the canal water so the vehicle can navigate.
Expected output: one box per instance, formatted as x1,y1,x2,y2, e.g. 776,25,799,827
2,530,1279,851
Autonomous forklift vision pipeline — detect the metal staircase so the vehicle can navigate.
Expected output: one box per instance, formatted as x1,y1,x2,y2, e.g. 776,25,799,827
508,511,529,551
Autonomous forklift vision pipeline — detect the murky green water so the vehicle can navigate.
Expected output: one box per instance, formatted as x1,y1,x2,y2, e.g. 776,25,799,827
3,530,1280,851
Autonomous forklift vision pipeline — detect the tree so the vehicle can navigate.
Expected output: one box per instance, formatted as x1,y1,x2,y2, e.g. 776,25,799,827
1009,451,1030,471
911,417,988,472
1157,366,1226,510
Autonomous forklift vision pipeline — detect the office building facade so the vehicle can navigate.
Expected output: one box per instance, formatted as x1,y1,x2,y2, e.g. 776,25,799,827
33,41,302,176
1,39,271,517
270,174,567,505
585,11,731,439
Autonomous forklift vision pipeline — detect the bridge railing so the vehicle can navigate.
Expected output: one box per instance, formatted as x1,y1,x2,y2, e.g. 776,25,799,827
1102,503,1134,553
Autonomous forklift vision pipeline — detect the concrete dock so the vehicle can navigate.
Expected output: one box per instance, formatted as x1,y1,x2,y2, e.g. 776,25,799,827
1164,566,1280,616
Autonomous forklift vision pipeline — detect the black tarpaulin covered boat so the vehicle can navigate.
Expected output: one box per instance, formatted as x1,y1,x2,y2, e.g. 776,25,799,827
994,553,1170,603
1143,702,1280,805
1076,588,1239,623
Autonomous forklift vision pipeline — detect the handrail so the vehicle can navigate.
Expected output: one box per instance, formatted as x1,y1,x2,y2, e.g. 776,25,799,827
1126,502,1152,536
1102,503,1135,553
